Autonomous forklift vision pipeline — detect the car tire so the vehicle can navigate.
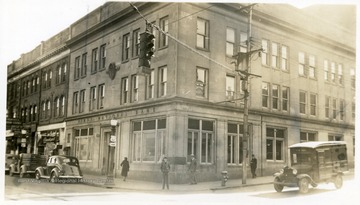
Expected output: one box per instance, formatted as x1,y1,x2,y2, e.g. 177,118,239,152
299,178,309,194
19,168,25,178
334,175,343,189
50,173,58,183
274,177,284,192
35,170,41,180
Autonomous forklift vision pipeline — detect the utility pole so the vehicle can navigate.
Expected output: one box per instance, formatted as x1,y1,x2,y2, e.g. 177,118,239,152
234,4,258,185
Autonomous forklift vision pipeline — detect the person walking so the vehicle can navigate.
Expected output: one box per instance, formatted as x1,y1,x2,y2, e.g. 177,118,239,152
188,154,197,184
160,156,170,190
120,157,130,181
250,154,257,178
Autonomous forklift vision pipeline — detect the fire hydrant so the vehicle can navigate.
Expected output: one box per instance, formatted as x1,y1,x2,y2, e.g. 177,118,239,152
221,171,229,186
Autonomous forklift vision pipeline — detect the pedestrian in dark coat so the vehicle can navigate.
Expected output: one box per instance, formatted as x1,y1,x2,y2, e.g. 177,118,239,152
250,154,257,178
188,154,197,184
160,157,170,190
120,157,130,181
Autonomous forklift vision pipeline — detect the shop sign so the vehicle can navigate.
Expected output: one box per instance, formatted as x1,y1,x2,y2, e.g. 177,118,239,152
43,137,56,142
109,142,116,147
110,135,116,142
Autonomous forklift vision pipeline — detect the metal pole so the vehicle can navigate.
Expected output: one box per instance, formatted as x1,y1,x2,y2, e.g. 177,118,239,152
242,5,253,185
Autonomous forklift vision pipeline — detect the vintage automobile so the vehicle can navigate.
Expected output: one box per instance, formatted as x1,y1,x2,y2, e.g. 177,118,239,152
9,153,46,178
5,154,19,174
35,155,83,183
273,141,348,194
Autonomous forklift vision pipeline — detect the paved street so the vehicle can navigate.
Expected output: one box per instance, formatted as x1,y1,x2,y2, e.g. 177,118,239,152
4,172,359,204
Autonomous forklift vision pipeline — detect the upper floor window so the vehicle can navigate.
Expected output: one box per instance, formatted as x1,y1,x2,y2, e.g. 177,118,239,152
73,92,79,114
338,64,343,85
196,67,208,98
99,44,106,70
196,18,209,50
226,27,235,56
299,91,307,114
122,34,130,61
310,93,317,116
79,89,86,113
325,96,330,118
239,32,248,53
309,55,316,79
159,66,167,97
332,99,337,119
146,69,155,100
91,48,98,73
271,42,279,69
282,86,289,112
226,75,235,100
62,64,67,82
131,75,139,102
159,16,169,48
81,53,87,77
281,46,288,71
272,84,279,110
75,56,80,80
262,82,269,108
98,84,105,109
298,52,306,76
324,60,329,81
60,96,65,116
340,99,345,121
351,68,355,89
54,97,60,117
47,71,52,88
89,86,96,111
261,39,269,66
56,66,61,84
328,134,343,141
121,77,129,104
330,62,336,83
46,100,51,118
132,29,140,58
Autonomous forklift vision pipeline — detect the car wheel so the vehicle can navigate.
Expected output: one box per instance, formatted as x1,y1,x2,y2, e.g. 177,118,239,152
274,177,284,192
50,173,58,183
299,178,309,194
35,170,41,180
19,168,25,178
334,175,343,189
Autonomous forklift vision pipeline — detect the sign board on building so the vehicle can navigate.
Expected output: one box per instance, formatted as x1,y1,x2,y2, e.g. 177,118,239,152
109,142,116,147
110,135,116,142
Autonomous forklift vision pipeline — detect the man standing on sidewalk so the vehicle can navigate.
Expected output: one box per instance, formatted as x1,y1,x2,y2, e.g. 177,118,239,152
250,154,257,178
189,154,197,184
160,157,170,190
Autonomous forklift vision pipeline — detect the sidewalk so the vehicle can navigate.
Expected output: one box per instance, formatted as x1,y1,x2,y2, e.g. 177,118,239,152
81,173,274,192
81,169,354,192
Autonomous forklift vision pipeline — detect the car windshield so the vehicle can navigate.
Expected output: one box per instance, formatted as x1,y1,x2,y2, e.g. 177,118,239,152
59,157,79,166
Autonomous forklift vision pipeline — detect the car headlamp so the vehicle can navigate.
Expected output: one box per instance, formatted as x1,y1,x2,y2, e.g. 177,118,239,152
280,169,284,174
292,168,298,175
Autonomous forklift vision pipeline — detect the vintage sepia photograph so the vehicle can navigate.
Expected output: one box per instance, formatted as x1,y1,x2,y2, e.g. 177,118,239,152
1,0,359,204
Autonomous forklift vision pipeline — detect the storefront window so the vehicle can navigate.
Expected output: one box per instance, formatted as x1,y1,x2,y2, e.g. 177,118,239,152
74,128,93,161
188,118,214,164
132,118,166,163
227,123,243,165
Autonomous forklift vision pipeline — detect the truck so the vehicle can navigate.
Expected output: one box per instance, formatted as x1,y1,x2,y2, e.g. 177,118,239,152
9,153,47,178
273,141,348,194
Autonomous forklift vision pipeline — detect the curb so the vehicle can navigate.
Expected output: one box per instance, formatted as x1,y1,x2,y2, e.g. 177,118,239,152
210,182,273,191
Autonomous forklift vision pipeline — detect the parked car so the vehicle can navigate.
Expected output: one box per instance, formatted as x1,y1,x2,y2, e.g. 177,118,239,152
5,154,19,174
9,153,47,178
35,155,83,183
273,141,348,194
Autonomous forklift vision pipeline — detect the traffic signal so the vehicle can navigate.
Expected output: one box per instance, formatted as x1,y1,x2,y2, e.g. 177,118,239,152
139,32,155,68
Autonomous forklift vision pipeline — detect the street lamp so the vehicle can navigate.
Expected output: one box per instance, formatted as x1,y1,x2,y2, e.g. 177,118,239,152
105,119,117,186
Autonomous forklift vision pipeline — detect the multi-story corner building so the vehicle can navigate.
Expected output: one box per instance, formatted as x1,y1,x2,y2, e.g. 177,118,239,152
6,2,355,183
6,28,70,156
